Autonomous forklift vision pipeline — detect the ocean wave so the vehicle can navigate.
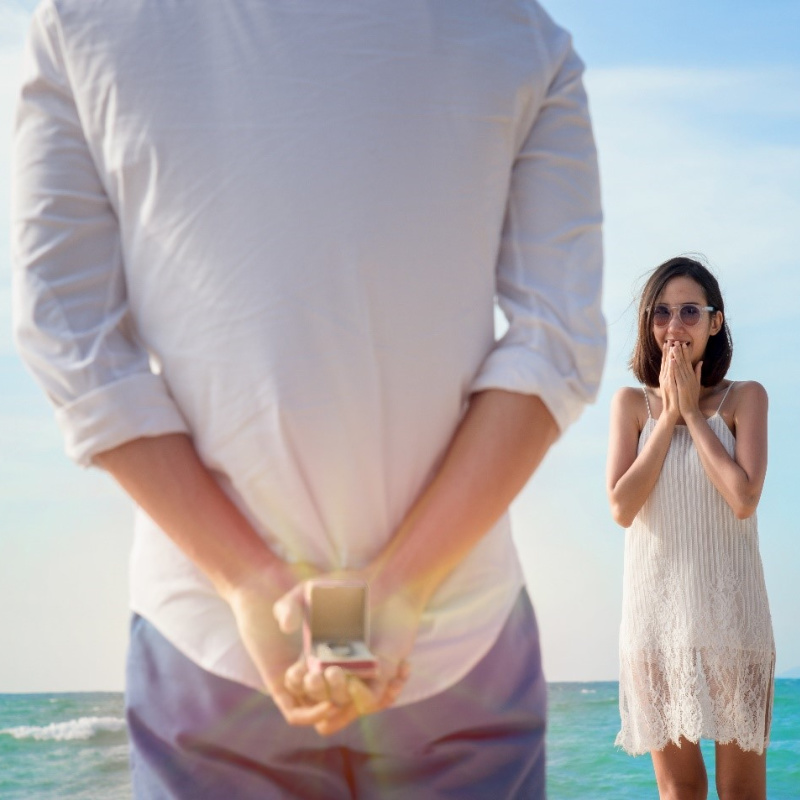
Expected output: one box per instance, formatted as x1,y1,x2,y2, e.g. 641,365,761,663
0,716,126,742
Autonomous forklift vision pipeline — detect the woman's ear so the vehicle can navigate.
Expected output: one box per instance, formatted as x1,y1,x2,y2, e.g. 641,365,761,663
710,310,723,336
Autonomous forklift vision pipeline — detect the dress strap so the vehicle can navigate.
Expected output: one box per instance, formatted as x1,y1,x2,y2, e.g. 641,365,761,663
716,381,735,414
641,386,653,419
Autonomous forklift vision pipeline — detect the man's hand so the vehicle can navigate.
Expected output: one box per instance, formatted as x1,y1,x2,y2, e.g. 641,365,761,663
95,388,560,738
273,391,558,735
224,563,349,728
273,575,417,735
93,435,344,730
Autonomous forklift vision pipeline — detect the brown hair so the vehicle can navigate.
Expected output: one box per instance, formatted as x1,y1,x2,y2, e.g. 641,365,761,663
630,256,733,388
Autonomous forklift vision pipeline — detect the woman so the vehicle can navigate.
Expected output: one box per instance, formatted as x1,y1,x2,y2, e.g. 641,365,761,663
607,256,774,800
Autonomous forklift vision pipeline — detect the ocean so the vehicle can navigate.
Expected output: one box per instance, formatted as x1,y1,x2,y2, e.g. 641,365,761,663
1,681,797,799
547,681,800,799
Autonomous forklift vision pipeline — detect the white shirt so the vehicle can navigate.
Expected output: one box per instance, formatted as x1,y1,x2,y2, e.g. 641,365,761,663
12,0,605,704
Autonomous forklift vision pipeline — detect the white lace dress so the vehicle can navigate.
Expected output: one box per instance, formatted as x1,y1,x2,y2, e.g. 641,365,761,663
617,386,775,756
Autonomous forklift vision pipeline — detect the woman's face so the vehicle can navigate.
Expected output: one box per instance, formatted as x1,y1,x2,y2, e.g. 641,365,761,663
652,276,722,367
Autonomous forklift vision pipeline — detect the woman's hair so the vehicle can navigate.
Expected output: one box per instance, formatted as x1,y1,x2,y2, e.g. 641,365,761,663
630,256,733,388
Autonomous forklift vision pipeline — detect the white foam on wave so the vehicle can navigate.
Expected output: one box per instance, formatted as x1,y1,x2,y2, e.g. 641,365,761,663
0,716,126,742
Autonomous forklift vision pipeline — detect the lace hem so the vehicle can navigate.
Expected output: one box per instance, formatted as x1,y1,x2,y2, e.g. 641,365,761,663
616,648,775,756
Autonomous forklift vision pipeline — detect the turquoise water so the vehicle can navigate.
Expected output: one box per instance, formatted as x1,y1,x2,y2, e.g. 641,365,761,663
0,693,130,800
1,682,797,798
547,681,799,799
548,682,654,797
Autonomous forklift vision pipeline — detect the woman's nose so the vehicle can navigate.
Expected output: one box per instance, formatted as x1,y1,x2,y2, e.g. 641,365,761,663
666,311,684,331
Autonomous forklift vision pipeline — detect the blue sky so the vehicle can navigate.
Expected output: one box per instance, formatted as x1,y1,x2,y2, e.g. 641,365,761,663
1,0,798,691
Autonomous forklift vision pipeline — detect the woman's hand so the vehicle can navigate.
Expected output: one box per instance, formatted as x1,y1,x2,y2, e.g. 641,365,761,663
659,342,681,422
670,342,703,420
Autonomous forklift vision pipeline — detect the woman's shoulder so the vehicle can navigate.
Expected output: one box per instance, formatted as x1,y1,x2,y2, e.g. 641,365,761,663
611,385,651,428
612,385,646,408
720,380,768,424
614,384,648,400
726,379,768,405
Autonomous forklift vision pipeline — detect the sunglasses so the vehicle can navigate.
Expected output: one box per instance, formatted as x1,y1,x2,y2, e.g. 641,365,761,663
651,303,716,327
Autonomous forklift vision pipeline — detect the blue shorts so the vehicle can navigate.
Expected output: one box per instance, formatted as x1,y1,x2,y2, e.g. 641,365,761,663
125,590,546,799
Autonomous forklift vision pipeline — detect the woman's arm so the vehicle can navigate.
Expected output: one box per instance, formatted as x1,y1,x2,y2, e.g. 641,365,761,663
669,344,768,519
606,386,676,527
683,380,768,519
607,343,686,528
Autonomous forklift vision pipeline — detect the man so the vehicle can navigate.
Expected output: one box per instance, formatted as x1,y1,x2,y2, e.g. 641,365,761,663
12,1,604,797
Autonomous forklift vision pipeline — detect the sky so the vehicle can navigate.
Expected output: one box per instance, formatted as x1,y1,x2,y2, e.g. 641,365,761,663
1,0,799,692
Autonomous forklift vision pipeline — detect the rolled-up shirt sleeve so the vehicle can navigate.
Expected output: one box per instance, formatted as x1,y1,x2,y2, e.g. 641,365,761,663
470,21,605,434
11,3,188,467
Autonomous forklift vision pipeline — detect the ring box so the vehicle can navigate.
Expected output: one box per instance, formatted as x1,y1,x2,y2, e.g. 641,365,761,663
303,580,378,678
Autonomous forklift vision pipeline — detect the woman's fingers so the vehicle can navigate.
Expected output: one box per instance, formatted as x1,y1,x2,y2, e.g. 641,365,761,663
660,342,670,374
668,343,703,417
662,344,678,389
659,346,673,396
677,344,698,384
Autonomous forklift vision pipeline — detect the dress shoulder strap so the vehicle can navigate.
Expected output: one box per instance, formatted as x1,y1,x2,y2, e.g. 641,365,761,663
641,386,653,419
716,381,735,414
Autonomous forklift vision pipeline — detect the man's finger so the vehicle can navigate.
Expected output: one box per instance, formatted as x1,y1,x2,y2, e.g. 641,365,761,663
324,666,350,707
273,584,305,633
303,669,330,703
273,688,337,727
314,705,359,737
347,675,382,715
383,659,410,704
284,660,307,698
313,660,411,735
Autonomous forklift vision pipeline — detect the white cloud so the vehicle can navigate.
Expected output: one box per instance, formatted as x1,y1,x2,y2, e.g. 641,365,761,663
584,65,800,385
588,66,800,300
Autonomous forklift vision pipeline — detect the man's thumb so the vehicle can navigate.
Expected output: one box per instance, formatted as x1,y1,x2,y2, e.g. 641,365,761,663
273,584,305,633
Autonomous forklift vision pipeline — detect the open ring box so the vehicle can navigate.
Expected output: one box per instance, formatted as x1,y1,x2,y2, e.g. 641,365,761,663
303,579,379,679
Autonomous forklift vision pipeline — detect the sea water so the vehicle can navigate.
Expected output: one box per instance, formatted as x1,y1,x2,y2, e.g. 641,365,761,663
1,682,798,799
0,693,129,799
547,681,799,799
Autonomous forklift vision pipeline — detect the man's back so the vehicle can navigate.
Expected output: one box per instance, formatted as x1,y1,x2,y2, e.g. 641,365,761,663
14,0,603,709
